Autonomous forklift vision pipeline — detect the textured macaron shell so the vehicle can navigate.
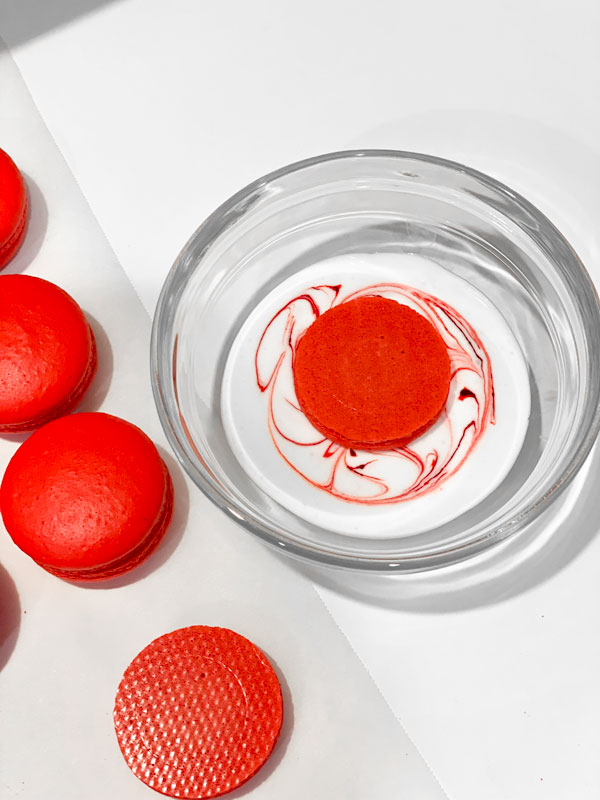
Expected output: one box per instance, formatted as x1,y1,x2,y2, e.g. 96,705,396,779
0,149,28,269
114,626,283,798
293,295,451,450
0,275,97,431
0,413,173,577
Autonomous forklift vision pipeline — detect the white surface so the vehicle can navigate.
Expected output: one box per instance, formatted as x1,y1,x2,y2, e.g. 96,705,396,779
0,44,446,800
1,2,600,798
223,255,529,535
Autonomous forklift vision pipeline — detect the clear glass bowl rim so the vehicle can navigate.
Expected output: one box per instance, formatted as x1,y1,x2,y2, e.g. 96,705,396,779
151,149,600,572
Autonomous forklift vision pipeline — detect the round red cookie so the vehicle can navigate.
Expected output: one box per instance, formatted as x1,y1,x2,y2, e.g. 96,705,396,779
0,275,97,433
293,295,451,450
114,626,284,799
0,412,173,581
0,149,28,269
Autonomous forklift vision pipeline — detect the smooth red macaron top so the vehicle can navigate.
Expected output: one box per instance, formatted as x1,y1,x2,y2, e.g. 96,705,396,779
293,295,451,450
0,412,171,575
0,148,28,269
0,275,96,431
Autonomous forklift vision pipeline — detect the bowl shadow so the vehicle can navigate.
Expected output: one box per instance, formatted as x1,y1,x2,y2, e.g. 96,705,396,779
290,441,600,613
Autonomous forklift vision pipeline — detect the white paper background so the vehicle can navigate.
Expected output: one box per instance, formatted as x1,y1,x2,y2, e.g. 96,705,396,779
0,43,447,800
1,1,600,797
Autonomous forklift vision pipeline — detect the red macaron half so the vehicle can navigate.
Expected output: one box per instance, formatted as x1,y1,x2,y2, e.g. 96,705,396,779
0,412,174,581
114,626,283,799
293,295,451,450
0,274,97,433
0,148,28,270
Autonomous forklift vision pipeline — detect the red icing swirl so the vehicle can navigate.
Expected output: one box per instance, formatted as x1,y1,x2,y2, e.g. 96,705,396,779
255,283,495,504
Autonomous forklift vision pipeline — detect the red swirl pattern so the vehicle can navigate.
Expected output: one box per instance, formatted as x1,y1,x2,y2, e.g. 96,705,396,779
255,283,495,504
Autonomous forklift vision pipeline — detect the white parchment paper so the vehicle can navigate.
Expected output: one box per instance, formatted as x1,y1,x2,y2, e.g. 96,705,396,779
0,43,447,800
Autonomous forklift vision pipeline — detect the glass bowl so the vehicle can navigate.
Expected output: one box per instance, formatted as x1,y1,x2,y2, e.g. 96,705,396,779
151,150,600,572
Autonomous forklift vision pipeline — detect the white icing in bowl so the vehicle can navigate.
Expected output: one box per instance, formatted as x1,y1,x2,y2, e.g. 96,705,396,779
222,254,530,537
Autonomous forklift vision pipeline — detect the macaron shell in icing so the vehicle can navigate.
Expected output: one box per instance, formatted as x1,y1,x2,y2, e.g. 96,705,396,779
0,413,174,579
293,296,451,450
0,149,28,270
0,275,97,431
222,254,531,536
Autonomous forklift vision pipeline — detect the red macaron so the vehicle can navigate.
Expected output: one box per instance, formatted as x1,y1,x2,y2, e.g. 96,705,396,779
0,412,173,581
0,274,97,433
0,149,28,269
114,626,283,799
293,295,451,450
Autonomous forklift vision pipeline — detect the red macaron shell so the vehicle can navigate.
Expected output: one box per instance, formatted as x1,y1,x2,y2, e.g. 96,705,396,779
42,462,173,582
293,295,451,450
0,275,97,432
0,412,173,580
114,626,284,799
0,149,28,269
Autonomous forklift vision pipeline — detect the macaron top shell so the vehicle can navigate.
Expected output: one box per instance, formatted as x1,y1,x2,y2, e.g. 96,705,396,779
0,275,96,430
0,413,170,573
0,149,28,269
293,295,451,449
114,626,283,799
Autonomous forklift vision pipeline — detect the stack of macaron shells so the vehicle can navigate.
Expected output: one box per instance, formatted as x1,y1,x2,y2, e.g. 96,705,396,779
0,149,174,581
0,148,28,269
0,275,97,433
0,413,174,581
